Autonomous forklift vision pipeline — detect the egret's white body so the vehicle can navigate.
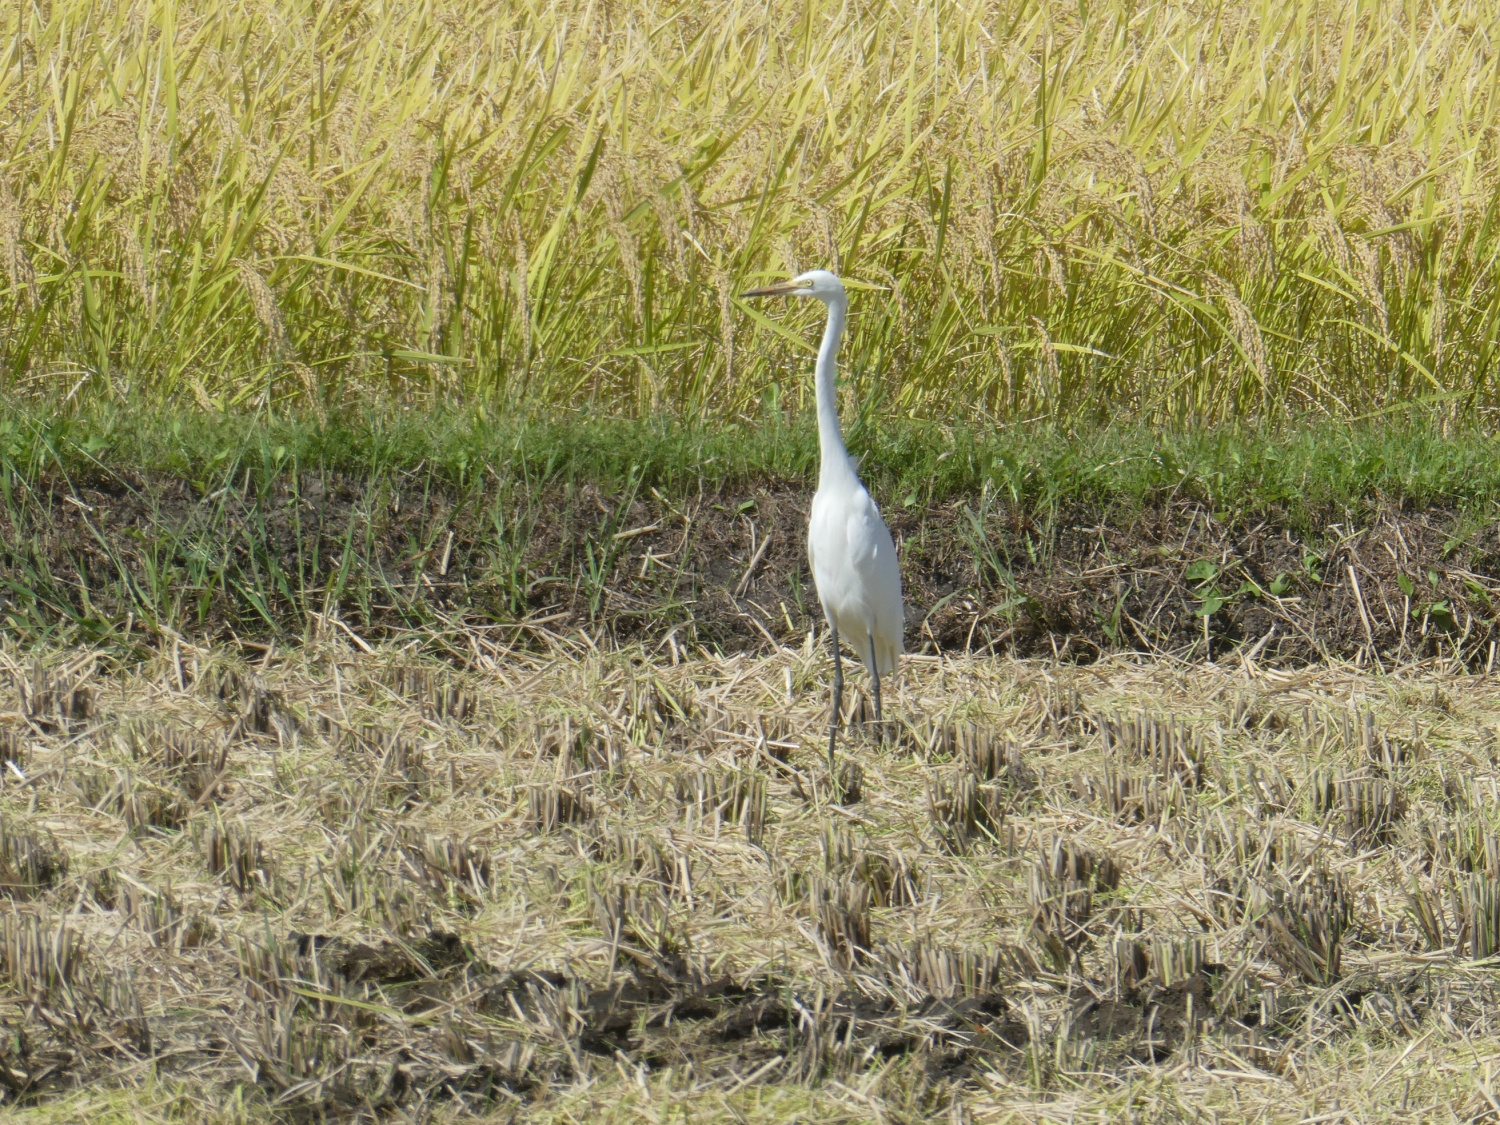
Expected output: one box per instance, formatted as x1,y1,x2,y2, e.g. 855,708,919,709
808,477,903,677
741,270,902,770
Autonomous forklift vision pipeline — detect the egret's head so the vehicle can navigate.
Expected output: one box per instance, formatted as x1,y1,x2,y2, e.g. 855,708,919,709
741,269,844,302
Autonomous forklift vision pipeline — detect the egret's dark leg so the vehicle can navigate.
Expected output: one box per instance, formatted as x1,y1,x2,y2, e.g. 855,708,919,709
828,624,843,777
868,633,883,725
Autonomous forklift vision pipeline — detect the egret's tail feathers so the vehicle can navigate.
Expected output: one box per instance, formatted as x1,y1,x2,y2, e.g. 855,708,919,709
864,636,902,678
882,639,902,677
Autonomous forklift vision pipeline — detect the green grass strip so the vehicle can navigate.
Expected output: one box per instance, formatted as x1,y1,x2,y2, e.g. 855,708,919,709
3,399,1498,526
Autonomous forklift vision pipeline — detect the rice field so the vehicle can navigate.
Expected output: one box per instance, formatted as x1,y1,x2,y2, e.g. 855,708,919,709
5,0,1500,1120
1,637,1500,1121
2,0,1500,422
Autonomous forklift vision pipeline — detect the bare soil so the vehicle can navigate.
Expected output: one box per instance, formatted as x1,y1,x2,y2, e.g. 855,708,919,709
6,469,1499,665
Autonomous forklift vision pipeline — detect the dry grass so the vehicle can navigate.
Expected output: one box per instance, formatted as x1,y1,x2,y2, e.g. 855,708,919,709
1,633,1500,1120
2,0,1499,421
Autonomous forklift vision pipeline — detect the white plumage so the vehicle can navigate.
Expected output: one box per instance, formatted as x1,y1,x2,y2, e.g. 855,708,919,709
741,270,903,774
807,442,903,679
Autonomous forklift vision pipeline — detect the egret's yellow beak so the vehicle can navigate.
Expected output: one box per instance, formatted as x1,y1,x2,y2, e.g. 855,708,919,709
740,279,803,298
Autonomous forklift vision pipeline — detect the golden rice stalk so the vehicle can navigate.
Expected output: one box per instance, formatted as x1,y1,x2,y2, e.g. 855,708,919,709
234,260,288,357
995,337,1014,411
121,226,152,311
287,361,325,422
717,271,735,390
1042,245,1067,299
906,198,939,255
1208,276,1269,394
187,378,216,412
513,222,531,367
425,244,446,356
771,237,797,280
814,204,840,275
1237,200,1272,277
1030,317,1061,410
0,188,35,307
602,167,645,308
1353,240,1389,331
1433,274,1446,375
1314,209,1355,278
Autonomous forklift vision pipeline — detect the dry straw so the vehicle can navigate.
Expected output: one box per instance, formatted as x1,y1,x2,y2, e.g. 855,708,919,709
1,637,1500,1118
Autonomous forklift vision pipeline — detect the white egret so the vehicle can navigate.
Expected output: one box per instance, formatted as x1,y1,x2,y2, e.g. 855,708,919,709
741,270,903,779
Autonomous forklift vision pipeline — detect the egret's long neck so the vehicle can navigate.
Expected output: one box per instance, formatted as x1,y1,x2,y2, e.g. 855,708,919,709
814,293,854,488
